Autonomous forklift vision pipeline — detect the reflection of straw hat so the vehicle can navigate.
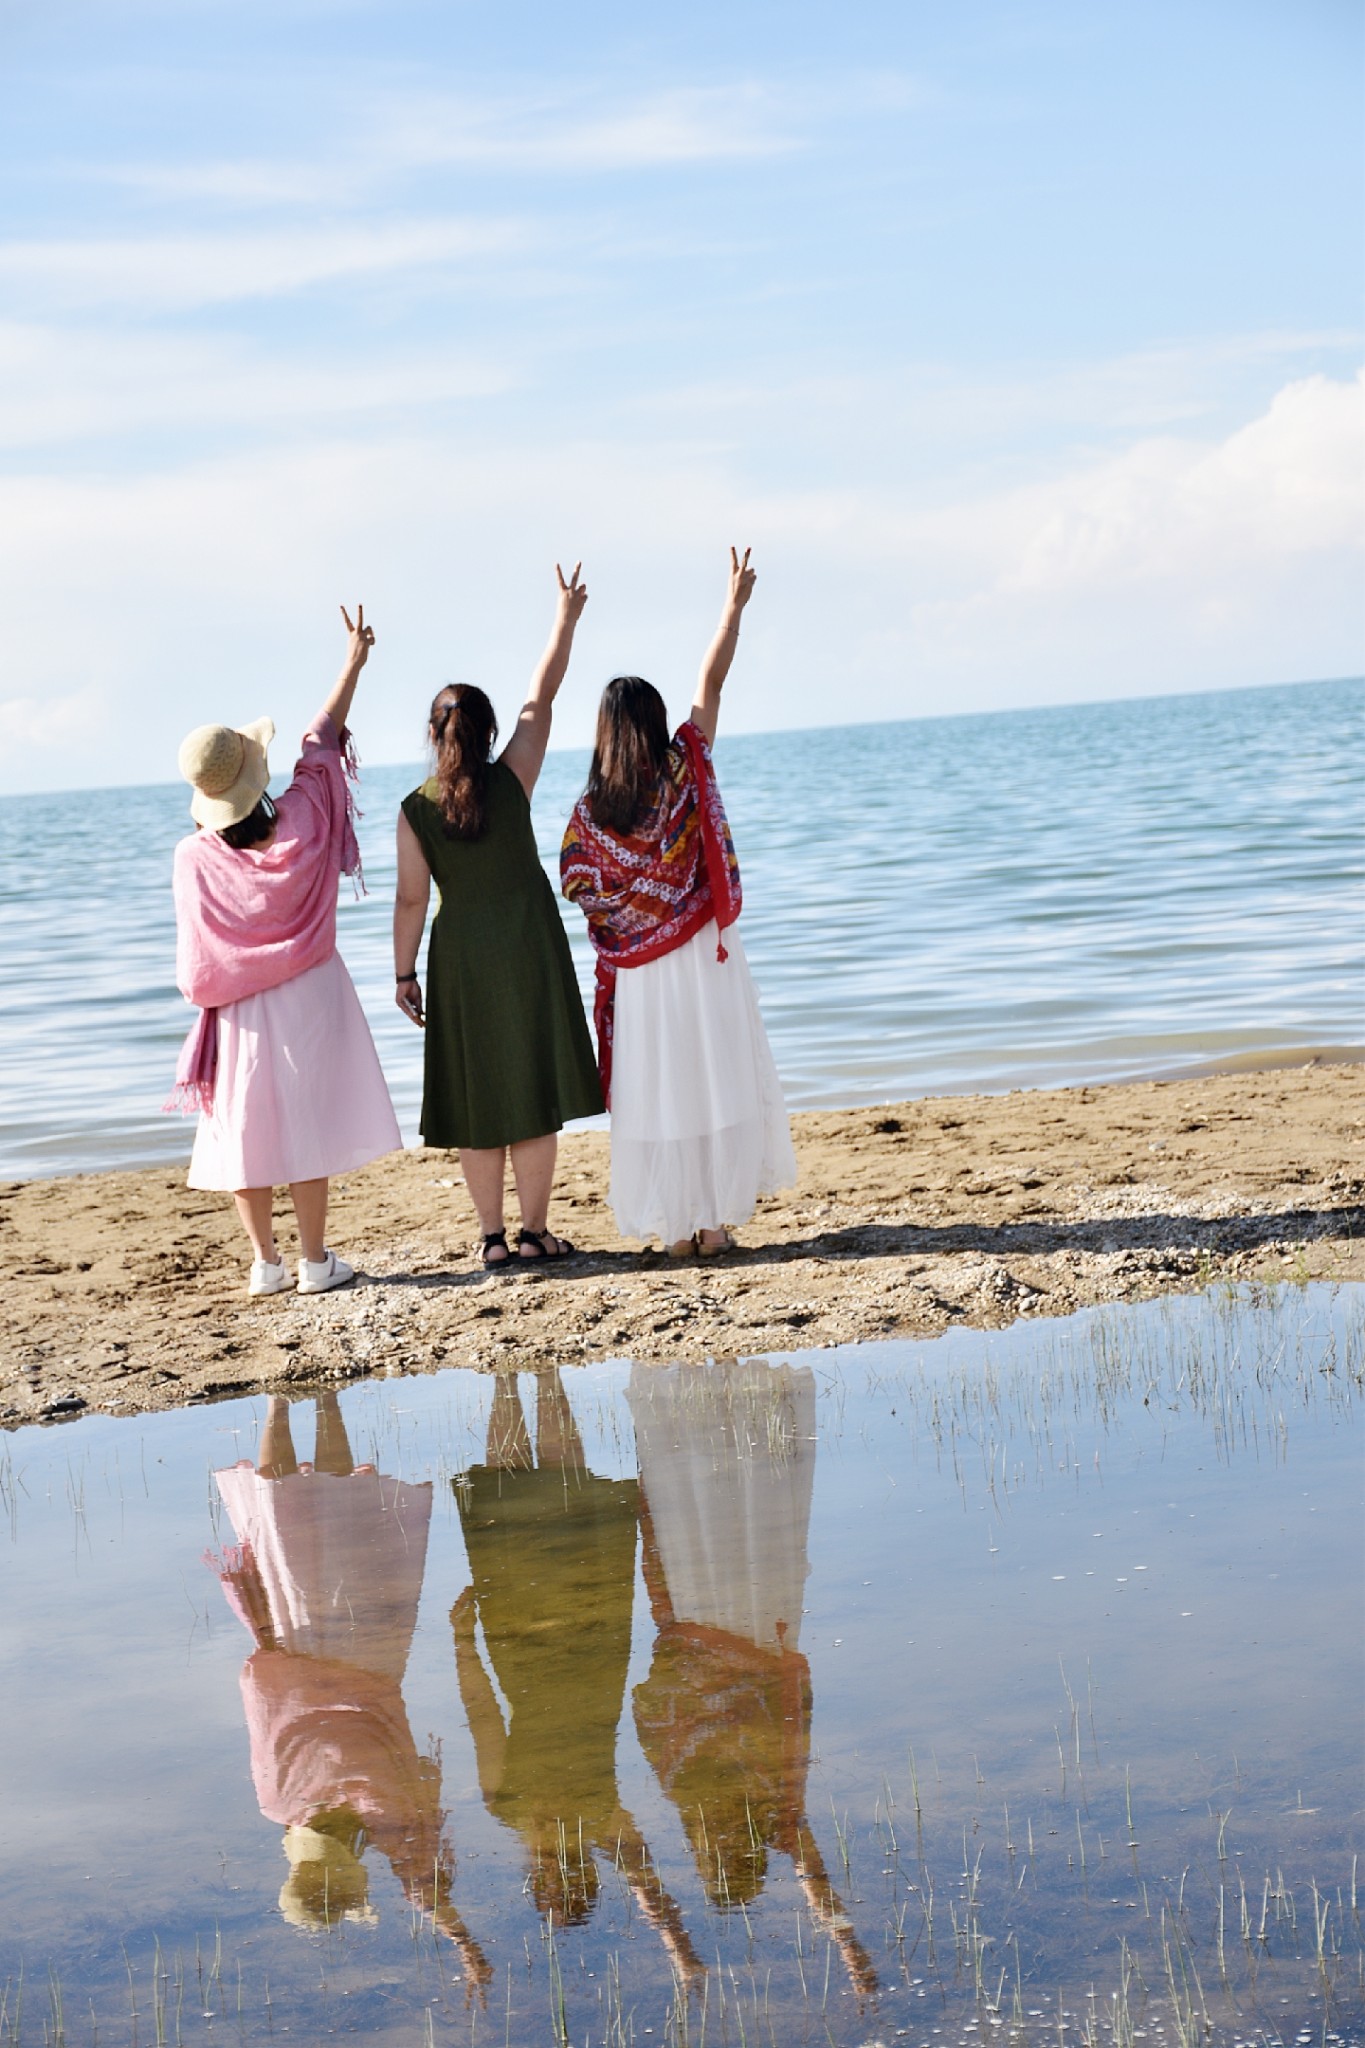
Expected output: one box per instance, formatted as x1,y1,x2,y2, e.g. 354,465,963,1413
177,717,274,828
278,1822,377,1930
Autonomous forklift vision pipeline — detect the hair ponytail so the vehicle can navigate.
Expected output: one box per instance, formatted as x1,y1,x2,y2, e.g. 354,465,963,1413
429,684,498,839
586,676,671,834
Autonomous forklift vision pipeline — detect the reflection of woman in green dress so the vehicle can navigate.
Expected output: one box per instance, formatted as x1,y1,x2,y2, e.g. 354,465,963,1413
452,1369,702,1979
628,1359,877,1998
394,568,603,1268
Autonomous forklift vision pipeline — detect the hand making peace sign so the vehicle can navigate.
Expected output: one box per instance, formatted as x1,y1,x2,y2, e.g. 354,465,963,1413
727,546,756,613
555,561,589,627
339,602,376,672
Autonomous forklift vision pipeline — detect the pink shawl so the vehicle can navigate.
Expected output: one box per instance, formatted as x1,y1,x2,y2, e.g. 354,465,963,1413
166,713,363,1114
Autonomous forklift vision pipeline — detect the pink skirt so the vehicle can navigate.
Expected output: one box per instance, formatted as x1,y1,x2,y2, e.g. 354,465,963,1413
188,953,401,1191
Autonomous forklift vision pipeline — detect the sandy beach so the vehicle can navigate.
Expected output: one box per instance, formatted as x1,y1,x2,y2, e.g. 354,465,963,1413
2,1060,1360,1427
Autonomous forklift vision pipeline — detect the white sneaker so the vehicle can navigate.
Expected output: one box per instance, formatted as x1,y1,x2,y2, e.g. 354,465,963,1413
248,1258,295,1298
297,1249,355,1295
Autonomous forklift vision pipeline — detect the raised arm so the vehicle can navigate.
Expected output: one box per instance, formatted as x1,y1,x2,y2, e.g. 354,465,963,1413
500,564,588,800
608,1817,707,1985
322,603,376,734
451,1587,510,1809
690,547,755,747
394,810,432,1026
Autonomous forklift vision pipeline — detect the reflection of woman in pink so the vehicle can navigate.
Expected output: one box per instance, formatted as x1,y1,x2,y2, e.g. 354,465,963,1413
211,1393,489,1985
452,1369,702,1981
627,1359,877,1999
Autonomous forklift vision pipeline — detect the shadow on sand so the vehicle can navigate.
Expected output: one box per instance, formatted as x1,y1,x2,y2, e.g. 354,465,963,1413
359,1200,1362,1290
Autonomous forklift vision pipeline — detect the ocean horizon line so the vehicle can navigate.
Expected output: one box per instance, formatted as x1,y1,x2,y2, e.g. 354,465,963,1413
1,669,1359,807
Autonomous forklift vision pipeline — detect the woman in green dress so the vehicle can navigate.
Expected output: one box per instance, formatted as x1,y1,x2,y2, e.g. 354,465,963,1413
393,566,603,1266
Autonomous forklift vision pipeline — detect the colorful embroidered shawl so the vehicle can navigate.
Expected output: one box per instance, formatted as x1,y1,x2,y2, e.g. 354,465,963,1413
560,720,742,1102
166,713,363,1114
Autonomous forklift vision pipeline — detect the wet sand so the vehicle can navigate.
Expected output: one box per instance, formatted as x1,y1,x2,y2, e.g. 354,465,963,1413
2,1062,1361,1426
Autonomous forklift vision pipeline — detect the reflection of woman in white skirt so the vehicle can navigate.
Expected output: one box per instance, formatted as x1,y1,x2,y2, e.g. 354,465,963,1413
561,549,795,1253
625,1359,878,1995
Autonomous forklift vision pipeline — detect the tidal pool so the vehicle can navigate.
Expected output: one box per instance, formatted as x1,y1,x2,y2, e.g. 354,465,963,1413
1,1284,1360,2047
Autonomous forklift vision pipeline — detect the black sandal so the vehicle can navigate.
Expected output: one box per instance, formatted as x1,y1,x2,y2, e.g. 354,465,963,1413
481,1230,512,1268
517,1227,577,1261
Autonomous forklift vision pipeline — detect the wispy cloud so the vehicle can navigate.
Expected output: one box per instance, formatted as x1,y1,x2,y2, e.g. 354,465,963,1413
915,368,1365,596
378,83,801,172
94,80,803,218
1,369,1359,793
890,370,1365,697
0,688,103,753
0,217,525,314
0,2,1356,800
99,158,357,208
0,321,515,449
602,336,1365,508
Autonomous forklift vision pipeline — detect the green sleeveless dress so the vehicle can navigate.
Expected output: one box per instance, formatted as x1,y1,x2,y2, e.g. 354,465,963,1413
402,765,604,1149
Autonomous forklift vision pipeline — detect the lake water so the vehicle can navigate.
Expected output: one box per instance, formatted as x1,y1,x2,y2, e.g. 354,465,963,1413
0,677,1360,1179
0,1283,1360,2045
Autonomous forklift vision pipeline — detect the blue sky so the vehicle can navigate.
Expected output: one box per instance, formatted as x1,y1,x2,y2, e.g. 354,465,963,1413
0,0,1360,792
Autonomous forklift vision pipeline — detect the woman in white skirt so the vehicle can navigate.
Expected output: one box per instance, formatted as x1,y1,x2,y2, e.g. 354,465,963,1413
169,606,400,1295
561,549,795,1254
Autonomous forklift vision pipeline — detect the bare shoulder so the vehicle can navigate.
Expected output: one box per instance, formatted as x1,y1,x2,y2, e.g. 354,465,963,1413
497,742,538,804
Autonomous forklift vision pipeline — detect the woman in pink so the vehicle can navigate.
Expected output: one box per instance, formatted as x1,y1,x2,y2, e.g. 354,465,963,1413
170,606,400,1296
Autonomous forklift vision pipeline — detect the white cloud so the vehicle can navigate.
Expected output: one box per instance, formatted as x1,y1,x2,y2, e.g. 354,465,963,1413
0,217,524,314
611,335,1364,495
877,368,1363,616
996,370,1363,593
0,369,1358,795
878,370,1365,704
0,688,104,751
95,80,801,219
378,83,799,172
101,159,362,208
0,321,515,449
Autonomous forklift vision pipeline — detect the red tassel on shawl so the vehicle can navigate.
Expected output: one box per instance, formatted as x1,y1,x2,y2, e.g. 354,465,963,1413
678,722,741,958
594,957,618,1106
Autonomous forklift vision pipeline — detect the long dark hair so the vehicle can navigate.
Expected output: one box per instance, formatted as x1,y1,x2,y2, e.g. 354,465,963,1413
429,684,498,839
218,793,277,850
585,676,670,834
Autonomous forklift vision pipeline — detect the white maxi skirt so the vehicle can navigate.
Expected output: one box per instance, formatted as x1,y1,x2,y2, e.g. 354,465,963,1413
609,920,796,1244
188,952,401,1192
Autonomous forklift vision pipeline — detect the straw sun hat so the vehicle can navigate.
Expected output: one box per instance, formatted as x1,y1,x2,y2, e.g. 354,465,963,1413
177,716,275,828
